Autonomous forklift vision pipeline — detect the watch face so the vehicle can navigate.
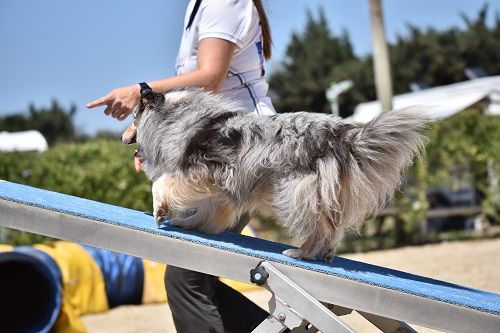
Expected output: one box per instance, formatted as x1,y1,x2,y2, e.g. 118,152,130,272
140,82,152,95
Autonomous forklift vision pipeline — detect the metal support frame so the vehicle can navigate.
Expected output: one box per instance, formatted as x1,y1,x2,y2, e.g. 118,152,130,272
357,311,417,333
250,261,418,333
250,261,355,333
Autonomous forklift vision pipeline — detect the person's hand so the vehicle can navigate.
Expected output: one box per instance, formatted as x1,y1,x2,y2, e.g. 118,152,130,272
87,84,141,121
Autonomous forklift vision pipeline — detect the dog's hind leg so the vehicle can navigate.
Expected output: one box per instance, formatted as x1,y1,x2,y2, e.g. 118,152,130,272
283,226,344,262
282,236,321,261
320,227,345,262
274,174,338,261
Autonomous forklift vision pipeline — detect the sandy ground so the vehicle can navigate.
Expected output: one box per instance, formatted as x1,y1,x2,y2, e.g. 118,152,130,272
82,238,500,333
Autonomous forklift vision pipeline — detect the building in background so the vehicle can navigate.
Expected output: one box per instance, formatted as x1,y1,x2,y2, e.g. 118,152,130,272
0,130,48,153
348,75,500,124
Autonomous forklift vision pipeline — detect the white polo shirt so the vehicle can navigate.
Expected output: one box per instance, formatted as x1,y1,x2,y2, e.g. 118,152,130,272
175,0,276,115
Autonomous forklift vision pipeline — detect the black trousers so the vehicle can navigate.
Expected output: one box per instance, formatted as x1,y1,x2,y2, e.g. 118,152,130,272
165,213,269,332
165,266,269,333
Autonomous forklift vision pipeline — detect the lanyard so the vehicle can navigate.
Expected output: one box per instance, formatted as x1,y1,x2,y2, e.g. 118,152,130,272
186,0,202,30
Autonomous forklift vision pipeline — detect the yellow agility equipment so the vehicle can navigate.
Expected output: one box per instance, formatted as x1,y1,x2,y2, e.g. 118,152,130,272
35,242,109,333
0,227,259,333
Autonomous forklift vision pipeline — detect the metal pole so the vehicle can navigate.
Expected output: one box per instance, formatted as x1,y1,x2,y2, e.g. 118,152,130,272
369,0,393,112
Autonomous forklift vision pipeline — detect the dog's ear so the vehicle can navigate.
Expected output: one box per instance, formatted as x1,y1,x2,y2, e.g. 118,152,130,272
142,91,166,109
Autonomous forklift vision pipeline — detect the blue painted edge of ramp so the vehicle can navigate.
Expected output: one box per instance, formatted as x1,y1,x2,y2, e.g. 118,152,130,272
0,180,499,316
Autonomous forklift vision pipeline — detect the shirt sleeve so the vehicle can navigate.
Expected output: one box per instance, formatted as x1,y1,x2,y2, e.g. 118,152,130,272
197,0,252,48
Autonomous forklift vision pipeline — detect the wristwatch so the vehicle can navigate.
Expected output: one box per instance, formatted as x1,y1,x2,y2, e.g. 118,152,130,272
139,82,152,96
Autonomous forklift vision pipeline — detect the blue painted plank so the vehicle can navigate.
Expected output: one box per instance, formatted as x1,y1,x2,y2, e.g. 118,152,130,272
0,180,499,315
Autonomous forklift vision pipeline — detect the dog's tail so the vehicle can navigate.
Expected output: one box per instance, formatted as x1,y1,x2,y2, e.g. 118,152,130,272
343,106,429,229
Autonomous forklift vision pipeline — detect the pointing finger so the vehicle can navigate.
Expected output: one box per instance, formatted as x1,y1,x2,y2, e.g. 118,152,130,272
86,96,110,108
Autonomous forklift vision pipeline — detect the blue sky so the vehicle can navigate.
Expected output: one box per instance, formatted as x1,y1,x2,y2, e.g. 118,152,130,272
0,0,498,134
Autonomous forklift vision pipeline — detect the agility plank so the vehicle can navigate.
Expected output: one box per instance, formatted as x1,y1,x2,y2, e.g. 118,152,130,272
0,181,499,332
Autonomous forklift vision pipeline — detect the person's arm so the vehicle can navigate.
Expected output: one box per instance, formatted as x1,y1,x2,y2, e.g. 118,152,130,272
86,38,236,121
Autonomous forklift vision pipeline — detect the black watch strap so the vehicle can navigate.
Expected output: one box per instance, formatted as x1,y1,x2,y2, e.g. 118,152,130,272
139,82,152,96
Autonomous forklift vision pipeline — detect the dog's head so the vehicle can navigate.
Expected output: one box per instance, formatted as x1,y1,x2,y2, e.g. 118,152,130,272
121,90,166,145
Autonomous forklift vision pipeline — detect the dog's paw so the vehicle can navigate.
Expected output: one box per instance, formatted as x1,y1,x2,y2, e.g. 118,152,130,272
282,248,316,261
321,248,336,262
167,217,194,229
154,207,169,226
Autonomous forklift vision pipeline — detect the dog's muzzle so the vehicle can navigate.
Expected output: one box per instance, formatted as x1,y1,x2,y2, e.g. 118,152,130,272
121,134,137,145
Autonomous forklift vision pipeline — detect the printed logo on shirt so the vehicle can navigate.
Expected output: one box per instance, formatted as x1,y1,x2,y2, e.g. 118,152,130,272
255,40,264,68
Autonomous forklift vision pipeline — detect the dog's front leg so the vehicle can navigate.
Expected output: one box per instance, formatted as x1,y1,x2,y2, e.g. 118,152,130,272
168,199,236,234
152,175,172,225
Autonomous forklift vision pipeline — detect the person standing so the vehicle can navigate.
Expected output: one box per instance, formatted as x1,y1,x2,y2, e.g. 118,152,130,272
88,1,276,331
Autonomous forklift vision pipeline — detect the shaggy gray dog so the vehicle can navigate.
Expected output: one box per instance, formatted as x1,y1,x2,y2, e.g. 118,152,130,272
125,89,428,262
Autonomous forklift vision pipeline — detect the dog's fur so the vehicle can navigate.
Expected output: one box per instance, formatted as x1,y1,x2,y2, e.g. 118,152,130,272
123,89,428,261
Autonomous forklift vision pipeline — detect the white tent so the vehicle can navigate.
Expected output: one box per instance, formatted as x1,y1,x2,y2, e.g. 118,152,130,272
0,130,48,152
348,76,500,124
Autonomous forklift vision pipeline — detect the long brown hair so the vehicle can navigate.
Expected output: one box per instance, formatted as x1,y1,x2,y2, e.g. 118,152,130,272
253,0,272,60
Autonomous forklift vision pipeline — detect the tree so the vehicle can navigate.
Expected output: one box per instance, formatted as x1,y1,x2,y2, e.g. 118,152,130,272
270,4,500,117
390,4,500,94
268,8,357,116
0,100,77,145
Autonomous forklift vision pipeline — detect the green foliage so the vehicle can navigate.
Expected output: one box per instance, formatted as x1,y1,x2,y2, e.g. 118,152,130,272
384,110,500,246
396,156,430,244
0,139,152,245
268,8,362,116
269,4,500,117
427,110,500,177
95,130,122,140
267,3,500,248
2,4,500,250
1,114,498,248
390,4,500,94
0,100,77,145
425,109,500,219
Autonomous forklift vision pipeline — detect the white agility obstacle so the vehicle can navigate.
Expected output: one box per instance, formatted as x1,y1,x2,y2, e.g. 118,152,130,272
0,181,499,332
